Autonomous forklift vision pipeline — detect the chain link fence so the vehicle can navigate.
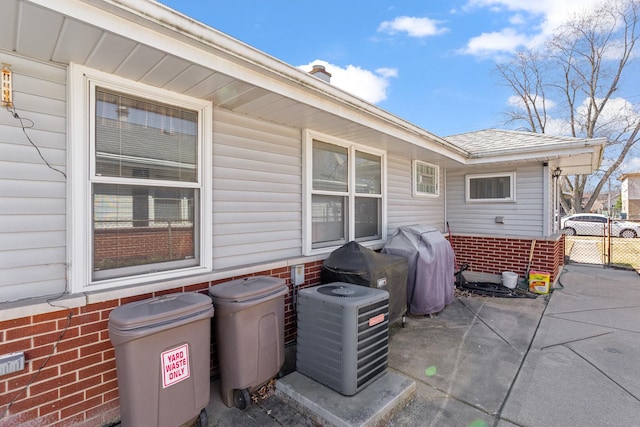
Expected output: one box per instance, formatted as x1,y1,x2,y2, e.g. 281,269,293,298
563,215,640,271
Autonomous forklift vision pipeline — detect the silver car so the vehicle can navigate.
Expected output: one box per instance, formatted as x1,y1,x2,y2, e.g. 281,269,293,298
561,214,640,238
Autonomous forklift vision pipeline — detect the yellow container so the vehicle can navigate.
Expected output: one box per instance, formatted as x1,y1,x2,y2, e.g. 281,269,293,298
529,271,551,294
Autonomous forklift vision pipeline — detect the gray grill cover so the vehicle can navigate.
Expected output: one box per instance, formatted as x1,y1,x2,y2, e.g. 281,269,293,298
382,225,454,315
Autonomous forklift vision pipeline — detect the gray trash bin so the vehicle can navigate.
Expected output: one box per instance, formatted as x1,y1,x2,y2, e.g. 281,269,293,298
208,276,288,409
108,292,214,427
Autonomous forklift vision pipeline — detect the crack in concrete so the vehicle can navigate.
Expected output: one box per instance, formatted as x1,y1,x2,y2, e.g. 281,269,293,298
566,346,640,404
546,313,640,335
540,331,614,350
459,299,519,353
548,304,640,316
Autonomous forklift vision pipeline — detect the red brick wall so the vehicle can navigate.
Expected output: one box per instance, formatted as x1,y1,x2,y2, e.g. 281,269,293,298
0,263,322,427
448,234,565,283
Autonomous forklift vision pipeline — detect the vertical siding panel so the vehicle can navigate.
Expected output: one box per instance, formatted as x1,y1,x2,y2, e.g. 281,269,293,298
212,109,302,269
0,53,67,302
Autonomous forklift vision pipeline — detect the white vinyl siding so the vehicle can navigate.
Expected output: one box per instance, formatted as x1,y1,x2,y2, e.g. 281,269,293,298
387,155,445,232
212,110,302,269
0,53,67,302
447,165,543,236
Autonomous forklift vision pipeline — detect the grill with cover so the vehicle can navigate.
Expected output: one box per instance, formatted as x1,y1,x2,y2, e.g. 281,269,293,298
320,241,408,326
382,225,455,315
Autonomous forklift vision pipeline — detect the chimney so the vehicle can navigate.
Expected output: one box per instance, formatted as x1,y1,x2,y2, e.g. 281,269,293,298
309,64,331,83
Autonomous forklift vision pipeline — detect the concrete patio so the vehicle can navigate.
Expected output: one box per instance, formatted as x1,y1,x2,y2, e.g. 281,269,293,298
203,264,640,427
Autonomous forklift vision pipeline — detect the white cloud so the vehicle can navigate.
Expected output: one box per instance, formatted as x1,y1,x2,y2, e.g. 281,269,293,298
461,0,607,57
378,16,449,38
299,60,397,104
620,156,640,173
542,117,574,136
508,94,556,110
507,96,640,137
459,28,530,56
577,97,640,135
509,14,526,25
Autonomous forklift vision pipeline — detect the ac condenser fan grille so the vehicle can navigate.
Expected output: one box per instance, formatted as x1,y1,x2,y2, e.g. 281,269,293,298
317,284,370,298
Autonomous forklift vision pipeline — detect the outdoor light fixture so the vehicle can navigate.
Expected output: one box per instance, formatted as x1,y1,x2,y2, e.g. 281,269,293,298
1,63,12,108
552,167,562,179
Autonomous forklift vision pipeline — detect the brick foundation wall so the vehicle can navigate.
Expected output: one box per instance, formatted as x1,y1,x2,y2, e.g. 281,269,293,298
0,262,323,427
448,234,565,283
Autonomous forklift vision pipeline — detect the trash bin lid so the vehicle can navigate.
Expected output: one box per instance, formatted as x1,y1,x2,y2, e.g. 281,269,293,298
208,276,286,303
108,292,213,331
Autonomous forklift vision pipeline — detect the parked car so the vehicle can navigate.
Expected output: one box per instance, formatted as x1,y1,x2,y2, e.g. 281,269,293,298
561,214,640,238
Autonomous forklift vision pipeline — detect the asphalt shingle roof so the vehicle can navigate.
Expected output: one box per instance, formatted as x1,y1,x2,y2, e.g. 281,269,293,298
445,128,600,157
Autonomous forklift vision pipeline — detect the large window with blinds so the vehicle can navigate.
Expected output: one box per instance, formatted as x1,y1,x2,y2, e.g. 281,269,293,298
69,64,212,291
304,131,386,254
92,88,201,280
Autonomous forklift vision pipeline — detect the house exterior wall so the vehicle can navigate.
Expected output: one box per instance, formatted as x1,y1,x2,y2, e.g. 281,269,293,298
0,38,567,427
212,109,303,269
0,53,454,426
387,154,444,232
446,165,545,237
0,53,67,302
620,175,640,220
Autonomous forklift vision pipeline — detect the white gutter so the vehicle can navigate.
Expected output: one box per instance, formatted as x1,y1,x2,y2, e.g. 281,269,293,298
464,138,607,166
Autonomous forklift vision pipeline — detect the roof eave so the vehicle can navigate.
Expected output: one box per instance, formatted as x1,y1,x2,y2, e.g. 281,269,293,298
35,0,468,160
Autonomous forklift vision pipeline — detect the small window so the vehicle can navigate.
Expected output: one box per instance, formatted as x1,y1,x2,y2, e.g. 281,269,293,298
466,172,515,202
413,161,439,196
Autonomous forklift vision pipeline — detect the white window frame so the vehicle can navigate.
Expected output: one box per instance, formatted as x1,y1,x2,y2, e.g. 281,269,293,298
465,172,516,203
68,64,212,293
303,130,387,256
413,160,439,197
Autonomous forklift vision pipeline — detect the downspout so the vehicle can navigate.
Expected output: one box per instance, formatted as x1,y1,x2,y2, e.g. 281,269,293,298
542,163,550,237
443,168,447,233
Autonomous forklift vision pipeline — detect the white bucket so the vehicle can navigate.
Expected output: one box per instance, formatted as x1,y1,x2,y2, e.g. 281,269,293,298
502,272,518,289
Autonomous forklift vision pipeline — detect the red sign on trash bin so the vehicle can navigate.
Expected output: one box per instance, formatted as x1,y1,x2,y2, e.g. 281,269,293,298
161,344,191,388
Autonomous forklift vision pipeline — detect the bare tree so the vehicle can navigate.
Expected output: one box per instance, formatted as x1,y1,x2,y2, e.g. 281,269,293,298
497,0,640,213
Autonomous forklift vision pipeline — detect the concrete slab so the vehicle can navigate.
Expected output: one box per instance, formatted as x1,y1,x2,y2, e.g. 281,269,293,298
501,344,640,426
500,265,640,427
204,380,317,427
198,264,640,427
275,371,416,427
388,297,546,414
568,330,640,397
384,381,495,427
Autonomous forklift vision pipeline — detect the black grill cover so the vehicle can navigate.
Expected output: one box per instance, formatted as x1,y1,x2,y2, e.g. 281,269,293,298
382,225,454,315
321,241,408,326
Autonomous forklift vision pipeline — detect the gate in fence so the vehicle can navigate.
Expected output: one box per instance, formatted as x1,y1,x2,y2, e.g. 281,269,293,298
563,216,640,271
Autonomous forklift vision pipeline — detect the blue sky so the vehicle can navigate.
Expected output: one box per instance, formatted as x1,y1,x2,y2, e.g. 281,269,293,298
158,0,638,163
